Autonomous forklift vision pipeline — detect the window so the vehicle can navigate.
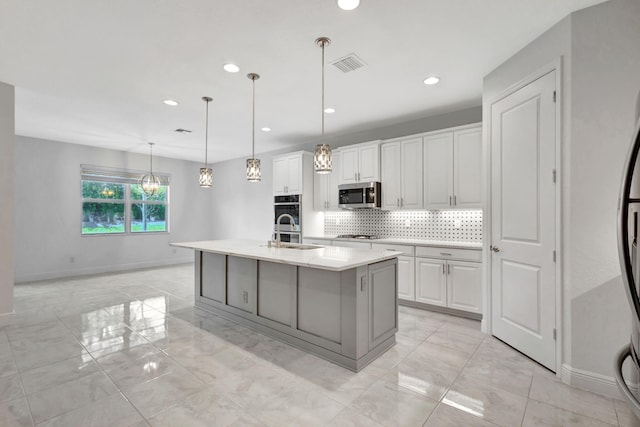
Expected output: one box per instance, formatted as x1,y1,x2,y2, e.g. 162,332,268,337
81,166,169,235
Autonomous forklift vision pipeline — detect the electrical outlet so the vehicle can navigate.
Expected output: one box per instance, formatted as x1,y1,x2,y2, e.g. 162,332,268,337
69,256,75,263
405,219,411,228
243,291,249,303
454,219,462,229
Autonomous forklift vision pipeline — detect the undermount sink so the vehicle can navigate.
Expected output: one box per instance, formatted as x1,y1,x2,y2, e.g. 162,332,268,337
265,242,323,250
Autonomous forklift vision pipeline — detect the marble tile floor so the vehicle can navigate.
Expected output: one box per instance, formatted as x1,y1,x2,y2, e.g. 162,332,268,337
0,264,636,426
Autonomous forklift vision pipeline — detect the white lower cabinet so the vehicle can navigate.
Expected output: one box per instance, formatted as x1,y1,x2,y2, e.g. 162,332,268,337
397,256,416,301
415,246,482,314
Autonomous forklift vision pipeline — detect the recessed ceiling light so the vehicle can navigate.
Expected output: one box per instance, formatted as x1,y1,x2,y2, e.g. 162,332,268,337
324,107,336,114
163,99,179,106
423,76,440,85
224,63,240,73
261,127,271,132
337,0,360,10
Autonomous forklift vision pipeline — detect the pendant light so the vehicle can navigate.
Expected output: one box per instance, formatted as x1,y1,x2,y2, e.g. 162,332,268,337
246,73,261,182
141,142,161,196
199,96,213,188
314,37,332,174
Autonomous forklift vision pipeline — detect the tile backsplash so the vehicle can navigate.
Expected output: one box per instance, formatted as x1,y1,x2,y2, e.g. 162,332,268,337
323,210,483,242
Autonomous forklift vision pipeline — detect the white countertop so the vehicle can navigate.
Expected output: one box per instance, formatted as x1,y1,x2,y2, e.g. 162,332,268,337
170,239,400,272
306,236,483,250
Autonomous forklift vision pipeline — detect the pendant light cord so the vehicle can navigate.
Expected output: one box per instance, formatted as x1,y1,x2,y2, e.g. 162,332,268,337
321,41,325,138
204,100,209,167
149,143,154,174
252,76,256,158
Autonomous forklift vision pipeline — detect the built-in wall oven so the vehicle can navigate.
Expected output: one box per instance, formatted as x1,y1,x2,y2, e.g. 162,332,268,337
274,195,301,243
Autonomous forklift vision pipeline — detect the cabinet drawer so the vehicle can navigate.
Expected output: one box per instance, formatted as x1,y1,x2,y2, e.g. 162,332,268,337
415,246,481,262
371,243,415,256
332,240,371,249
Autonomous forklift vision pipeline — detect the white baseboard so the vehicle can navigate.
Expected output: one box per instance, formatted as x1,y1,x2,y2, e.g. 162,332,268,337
0,311,15,327
14,257,193,283
562,363,638,399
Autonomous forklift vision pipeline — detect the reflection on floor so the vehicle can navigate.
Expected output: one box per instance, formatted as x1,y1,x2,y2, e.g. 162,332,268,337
0,264,634,426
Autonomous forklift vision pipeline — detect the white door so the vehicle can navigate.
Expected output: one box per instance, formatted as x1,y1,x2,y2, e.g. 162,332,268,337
327,152,341,210
401,138,424,209
358,144,380,182
454,128,482,208
286,155,302,194
424,133,454,209
273,157,288,195
447,260,482,314
490,70,557,371
340,147,358,184
415,257,446,306
381,142,401,210
397,255,415,301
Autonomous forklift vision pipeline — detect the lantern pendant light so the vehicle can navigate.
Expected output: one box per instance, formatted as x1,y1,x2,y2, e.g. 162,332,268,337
141,142,161,196
314,37,332,174
246,73,261,182
199,96,213,188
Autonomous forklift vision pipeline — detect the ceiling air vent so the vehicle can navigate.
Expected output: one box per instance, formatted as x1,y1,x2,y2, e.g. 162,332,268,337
330,53,366,73
174,128,192,134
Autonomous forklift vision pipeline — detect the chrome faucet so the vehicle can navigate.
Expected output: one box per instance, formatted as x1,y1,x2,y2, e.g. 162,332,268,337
275,213,297,248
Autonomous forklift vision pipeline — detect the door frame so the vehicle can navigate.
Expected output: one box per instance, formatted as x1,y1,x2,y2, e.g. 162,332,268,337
482,58,564,374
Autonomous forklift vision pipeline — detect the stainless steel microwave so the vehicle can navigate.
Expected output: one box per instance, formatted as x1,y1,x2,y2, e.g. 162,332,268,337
338,182,382,209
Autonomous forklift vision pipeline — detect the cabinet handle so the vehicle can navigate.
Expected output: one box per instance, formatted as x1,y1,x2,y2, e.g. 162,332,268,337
397,198,400,207
454,195,457,206
401,197,404,207
448,264,451,275
442,264,445,275
440,252,452,256
449,196,452,206
360,276,366,291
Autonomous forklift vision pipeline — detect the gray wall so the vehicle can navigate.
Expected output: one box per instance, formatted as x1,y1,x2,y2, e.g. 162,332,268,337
208,107,482,241
0,82,14,321
14,136,215,282
484,0,640,392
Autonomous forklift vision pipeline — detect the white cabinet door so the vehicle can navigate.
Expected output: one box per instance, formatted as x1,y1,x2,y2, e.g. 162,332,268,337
424,133,454,209
340,147,358,184
401,138,423,209
397,255,415,301
415,257,446,306
273,156,288,195
447,260,482,314
359,144,380,182
327,151,341,210
313,172,329,211
453,128,482,208
381,142,401,210
286,155,302,194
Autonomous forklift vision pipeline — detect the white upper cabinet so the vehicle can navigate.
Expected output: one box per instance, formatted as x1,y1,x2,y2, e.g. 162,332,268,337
423,125,481,209
453,127,483,208
273,152,306,195
338,141,380,184
381,138,423,210
314,150,341,211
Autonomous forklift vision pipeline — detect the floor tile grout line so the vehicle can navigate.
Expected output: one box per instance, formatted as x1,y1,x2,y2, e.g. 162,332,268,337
7,332,36,427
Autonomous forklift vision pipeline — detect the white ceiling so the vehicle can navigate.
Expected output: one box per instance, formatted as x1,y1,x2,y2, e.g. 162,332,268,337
0,0,605,163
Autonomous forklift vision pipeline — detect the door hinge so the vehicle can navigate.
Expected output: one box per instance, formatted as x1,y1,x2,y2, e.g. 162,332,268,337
553,250,556,262
553,328,557,340
553,90,557,103
552,169,556,183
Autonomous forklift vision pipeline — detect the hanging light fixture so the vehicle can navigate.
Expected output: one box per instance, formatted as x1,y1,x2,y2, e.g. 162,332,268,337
314,37,332,174
199,96,213,188
140,142,161,196
246,73,261,182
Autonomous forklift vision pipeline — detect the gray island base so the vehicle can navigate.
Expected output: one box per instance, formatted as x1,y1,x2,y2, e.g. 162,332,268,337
171,240,399,372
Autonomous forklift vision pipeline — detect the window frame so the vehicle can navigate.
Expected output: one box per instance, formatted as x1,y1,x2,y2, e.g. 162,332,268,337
80,165,170,236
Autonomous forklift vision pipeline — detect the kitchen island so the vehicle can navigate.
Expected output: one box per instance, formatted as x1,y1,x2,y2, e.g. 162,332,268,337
171,239,399,371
